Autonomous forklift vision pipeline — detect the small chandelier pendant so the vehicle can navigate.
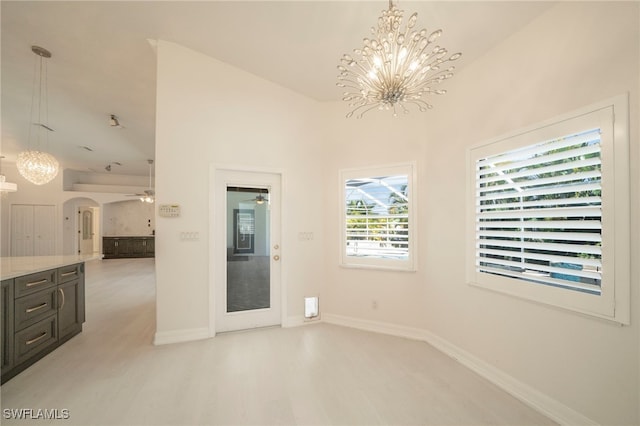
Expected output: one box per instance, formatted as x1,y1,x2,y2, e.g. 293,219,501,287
16,45,60,185
17,150,59,186
337,1,462,118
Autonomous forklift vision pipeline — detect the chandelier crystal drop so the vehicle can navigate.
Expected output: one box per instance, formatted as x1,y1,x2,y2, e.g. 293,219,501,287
337,1,462,118
17,150,59,185
17,45,60,185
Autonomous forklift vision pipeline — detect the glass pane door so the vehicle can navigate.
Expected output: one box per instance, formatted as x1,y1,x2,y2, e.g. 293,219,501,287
226,187,270,313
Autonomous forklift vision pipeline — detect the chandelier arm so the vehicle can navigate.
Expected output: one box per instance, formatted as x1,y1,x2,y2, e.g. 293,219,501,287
338,77,361,89
355,103,383,119
418,68,457,87
338,76,362,87
403,66,446,89
339,87,359,94
403,99,432,112
408,57,457,89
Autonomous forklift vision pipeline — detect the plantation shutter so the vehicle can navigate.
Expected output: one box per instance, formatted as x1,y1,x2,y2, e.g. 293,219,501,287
475,128,602,295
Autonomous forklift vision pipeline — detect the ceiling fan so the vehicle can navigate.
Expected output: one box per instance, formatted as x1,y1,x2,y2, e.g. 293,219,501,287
241,188,269,205
246,193,268,205
126,159,154,203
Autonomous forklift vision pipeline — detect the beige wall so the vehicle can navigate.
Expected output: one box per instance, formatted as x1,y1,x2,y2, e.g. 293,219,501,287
154,40,326,335
103,200,155,236
323,2,639,425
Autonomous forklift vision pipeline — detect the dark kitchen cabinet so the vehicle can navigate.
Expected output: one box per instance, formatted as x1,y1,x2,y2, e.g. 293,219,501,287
103,237,154,259
1,263,85,384
57,263,85,343
1,279,14,377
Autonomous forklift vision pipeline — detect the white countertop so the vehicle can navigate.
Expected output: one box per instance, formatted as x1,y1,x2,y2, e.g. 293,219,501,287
103,235,155,237
0,254,101,280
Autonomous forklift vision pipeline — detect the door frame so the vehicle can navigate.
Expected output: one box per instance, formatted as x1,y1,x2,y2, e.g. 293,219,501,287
209,165,286,336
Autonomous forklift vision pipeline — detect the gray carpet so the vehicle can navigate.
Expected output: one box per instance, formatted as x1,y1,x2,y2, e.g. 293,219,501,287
226,255,270,312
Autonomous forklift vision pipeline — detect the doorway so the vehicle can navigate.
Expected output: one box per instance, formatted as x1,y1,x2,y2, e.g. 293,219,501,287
213,169,282,333
78,206,99,255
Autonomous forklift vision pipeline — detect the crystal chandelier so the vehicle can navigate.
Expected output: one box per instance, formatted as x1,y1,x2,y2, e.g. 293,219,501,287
17,46,60,185
337,1,462,118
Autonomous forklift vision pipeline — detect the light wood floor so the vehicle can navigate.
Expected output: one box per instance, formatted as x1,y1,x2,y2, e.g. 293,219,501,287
1,258,555,426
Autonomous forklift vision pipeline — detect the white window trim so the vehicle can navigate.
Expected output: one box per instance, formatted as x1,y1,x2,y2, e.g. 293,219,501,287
466,94,630,324
340,162,417,272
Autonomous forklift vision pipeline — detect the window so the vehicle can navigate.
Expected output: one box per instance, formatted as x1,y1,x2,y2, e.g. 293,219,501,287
467,95,629,324
341,163,416,271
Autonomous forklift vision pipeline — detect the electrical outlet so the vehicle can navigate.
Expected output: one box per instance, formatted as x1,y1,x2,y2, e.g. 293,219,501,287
298,232,314,241
180,231,199,241
372,300,378,310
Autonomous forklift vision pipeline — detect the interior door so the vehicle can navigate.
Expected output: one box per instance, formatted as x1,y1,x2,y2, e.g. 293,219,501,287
78,207,94,255
33,205,55,255
214,169,281,333
11,204,55,256
11,205,34,256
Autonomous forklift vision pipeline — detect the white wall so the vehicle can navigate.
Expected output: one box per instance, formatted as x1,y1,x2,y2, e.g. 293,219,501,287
323,2,639,425
103,200,155,236
321,108,429,328
154,41,326,337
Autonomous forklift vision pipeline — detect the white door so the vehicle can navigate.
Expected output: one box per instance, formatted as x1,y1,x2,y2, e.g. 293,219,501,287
78,207,95,255
11,205,34,256
11,204,55,256
34,205,55,255
214,169,281,333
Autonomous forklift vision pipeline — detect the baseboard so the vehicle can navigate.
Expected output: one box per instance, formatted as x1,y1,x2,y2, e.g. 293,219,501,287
282,315,322,328
322,313,598,426
153,327,210,345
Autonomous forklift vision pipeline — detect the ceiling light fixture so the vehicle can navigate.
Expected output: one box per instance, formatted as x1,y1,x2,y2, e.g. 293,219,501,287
104,162,122,172
16,46,59,185
0,156,18,196
337,1,462,118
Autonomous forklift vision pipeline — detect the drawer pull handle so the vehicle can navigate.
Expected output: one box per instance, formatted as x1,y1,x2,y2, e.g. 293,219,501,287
26,278,49,288
26,302,48,313
60,271,76,277
58,288,66,310
26,332,47,346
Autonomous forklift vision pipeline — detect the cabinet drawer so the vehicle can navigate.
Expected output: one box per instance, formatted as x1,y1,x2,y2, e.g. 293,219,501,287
14,315,57,366
57,263,83,284
15,288,58,332
15,270,56,298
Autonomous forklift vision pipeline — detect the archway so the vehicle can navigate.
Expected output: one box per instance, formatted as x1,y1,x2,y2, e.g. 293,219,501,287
62,197,100,255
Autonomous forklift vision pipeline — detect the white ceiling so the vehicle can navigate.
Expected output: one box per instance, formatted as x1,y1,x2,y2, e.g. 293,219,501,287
1,1,553,176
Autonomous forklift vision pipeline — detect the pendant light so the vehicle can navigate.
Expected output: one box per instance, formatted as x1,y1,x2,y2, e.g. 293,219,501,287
16,46,60,185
